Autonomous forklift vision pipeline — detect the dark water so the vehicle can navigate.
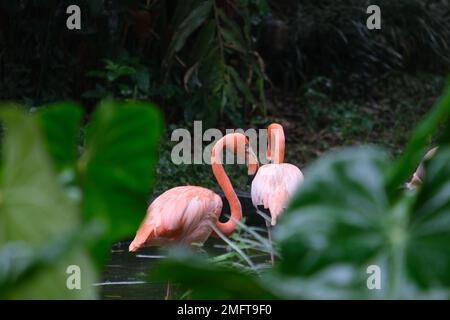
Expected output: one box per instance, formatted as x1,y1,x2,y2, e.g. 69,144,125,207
98,244,166,300
98,193,262,300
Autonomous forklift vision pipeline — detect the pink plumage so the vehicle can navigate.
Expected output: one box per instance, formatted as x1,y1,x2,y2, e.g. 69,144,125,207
251,163,304,225
129,186,222,251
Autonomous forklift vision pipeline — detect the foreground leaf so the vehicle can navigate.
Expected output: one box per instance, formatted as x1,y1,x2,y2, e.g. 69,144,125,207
36,102,83,171
0,107,97,299
274,146,450,299
80,100,162,263
0,222,103,297
407,147,450,289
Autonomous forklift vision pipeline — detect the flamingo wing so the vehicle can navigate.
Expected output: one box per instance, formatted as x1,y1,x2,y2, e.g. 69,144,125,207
129,186,222,251
251,163,304,225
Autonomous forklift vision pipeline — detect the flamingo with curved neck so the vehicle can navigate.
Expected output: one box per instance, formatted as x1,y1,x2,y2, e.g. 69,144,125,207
129,133,256,244
128,133,257,297
212,133,258,235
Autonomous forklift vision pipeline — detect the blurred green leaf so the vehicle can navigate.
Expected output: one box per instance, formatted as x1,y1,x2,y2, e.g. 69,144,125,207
277,148,389,275
36,102,83,171
273,147,392,299
272,145,450,299
80,100,162,264
0,107,97,299
407,147,450,289
0,222,103,298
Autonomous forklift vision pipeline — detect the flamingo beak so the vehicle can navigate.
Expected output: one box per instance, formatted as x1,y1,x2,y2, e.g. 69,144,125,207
246,146,259,176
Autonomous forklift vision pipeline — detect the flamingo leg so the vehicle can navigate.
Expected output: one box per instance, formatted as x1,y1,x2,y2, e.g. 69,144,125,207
265,219,275,265
255,208,272,224
256,208,275,265
165,281,171,300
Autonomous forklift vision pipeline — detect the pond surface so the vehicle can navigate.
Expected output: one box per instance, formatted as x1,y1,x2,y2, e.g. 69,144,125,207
98,193,265,300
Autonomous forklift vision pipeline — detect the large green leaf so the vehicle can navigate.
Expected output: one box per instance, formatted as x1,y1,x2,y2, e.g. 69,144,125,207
0,222,102,297
36,102,83,171
277,148,390,272
273,146,450,299
80,100,162,262
273,147,393,299
0,107,97,299
407,147,450,289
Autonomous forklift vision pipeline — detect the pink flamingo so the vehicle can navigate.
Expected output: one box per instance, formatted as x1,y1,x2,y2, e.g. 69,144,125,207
251,123,304,263
128,133,258,298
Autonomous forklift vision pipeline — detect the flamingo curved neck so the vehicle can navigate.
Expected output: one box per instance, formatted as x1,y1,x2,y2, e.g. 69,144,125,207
211,143,242,236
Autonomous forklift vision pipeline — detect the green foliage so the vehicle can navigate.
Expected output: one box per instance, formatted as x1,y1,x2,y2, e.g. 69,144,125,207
153,83,450,299
213,220,274,272
273,147,450,299
292,74,446,165
163,0,267,125
282,0,450,89
0,223,102,298
0,0,268,125
0,100,162,298
80,100,162,263
0,107,97,299
83,57,151,100
37,102,83,171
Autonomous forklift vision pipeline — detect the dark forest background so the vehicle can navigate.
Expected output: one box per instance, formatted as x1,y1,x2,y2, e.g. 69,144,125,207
1,0,449,190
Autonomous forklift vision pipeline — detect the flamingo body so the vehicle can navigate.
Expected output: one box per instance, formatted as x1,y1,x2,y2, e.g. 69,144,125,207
251,163,304,225
129,186,223,252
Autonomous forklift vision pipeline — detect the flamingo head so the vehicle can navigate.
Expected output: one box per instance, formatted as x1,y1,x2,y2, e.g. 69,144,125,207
217,133,259,175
